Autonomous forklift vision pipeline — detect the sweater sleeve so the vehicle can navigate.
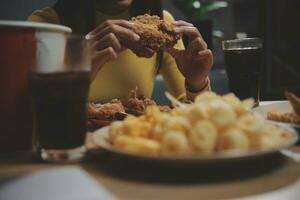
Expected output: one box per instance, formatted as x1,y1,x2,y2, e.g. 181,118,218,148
159,10,211,101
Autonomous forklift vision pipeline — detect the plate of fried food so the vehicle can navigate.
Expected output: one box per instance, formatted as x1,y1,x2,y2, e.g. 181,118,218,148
252,92,300,131
92,92,298,164
87,89,172,131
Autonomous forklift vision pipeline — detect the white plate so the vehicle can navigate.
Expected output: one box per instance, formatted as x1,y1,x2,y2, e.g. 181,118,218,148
252,101,300,130
92,124,298,165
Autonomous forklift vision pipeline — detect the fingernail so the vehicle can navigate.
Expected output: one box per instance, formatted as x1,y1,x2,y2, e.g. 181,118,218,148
85,34,93,40
133,34,140,41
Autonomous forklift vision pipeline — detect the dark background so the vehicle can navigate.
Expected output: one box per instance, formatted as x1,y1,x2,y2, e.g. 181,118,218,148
1,0,299,102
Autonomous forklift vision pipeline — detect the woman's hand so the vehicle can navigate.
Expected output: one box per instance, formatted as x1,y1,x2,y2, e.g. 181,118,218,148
166,20,213,91
86,19,140,81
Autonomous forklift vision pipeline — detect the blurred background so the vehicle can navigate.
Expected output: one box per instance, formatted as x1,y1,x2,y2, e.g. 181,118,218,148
1,0,299,104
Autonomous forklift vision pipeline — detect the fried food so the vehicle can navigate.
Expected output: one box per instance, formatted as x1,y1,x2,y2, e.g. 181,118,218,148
157,105,172,113
218,128,250,150
87,99,125,120
121,88,147,115
206,99,237,128
222,93,254,116
113,135,160,156
123,14,182,58
161,131,190,155
267,111,300,124
285,91,300,116
122,97,146,116
189,120,218,153
87,89,172,131
266,91,300,124
121,88,171,116
109,92,292,156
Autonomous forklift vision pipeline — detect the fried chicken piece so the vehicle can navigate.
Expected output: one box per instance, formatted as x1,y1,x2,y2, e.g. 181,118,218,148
143,98,157,107
123,98,146,116
122,88,172,115
267,91,300,125
87,99,125,120
123,14,182,58
158,105,172,113
121,88,156,115
285,91,300,116
267,111,300,124
87,103,99,119
121,88,144,116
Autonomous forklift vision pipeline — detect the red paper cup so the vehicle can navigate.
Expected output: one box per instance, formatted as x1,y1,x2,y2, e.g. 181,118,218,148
0,21,71,152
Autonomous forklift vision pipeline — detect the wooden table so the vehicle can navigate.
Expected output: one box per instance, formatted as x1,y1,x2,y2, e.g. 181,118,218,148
0,152,300,200
1,101,300,200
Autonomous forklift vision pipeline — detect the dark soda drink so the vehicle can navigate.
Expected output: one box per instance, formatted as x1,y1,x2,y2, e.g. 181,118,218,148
28,71,90,149
223,47,262,103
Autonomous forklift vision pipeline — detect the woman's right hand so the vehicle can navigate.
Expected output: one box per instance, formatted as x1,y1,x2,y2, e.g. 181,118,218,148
86,19,140,81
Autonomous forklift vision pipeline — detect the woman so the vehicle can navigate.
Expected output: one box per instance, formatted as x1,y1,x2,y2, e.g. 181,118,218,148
28,0,213,102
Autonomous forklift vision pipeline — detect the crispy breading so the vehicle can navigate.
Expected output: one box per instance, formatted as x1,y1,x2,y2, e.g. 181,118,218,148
123,98,146,116
143,98,157,107
121,88,172,116
87,99,125,120
267,111,300,124
266,92,300,125
121,88,146,116
88,88,171,124
285,91,300,116
158,105,172,113
123,14,182,58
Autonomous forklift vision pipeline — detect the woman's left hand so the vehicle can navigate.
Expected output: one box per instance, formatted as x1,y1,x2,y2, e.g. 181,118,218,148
166,20,213,91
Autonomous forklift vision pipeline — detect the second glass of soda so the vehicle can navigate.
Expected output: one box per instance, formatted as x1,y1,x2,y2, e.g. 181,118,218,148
222,38,263,106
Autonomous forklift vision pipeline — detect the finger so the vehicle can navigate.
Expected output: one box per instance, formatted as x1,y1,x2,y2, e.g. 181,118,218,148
91,47,118,81
194,49,214,66
94,33,122,52
174,26,202,40
173,20,194,27
165,47,184,59
196,49,213,58
188,37,208,55
88,19,134,36
92,47,118,66
94,24,140,42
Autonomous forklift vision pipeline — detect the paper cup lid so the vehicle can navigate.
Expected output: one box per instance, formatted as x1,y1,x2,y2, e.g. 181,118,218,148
0,20,71,33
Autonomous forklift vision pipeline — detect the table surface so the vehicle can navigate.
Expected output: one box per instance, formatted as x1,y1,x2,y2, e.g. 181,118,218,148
1,101,300,200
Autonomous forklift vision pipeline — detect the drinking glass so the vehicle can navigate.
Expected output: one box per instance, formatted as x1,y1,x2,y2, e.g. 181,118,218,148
28,35,91,162
222,38,263,106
